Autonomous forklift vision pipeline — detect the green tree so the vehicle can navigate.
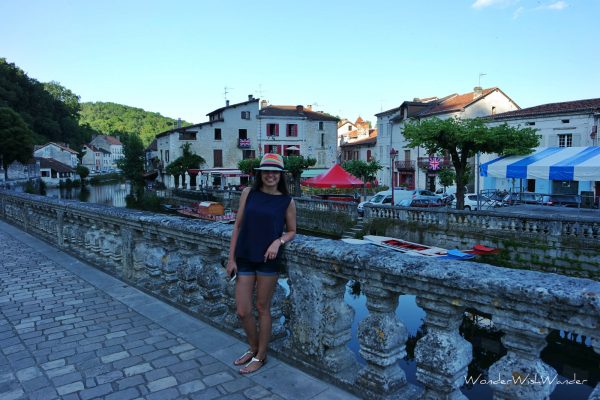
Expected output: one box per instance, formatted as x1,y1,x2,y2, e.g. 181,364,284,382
437,167,455,192
75,165,90,184
238,158,261,177
342,159,383,195
284,155,317,196
164,143,205,186
117,133,145,189
403,117,539,209
0,107,35,180
43,81,81,117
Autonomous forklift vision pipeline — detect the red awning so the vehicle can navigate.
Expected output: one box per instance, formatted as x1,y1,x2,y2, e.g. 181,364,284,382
302,164,365,188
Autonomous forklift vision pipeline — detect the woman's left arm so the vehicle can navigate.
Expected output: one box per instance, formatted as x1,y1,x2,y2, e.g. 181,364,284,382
280,199,296,244
264,199,297,261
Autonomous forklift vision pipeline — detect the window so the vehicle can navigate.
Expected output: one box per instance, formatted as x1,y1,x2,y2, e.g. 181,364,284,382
214,128,222,140
348,125,352,131
213,149,223,167
165,150,169,163
241,111,251,120
179,131,196,140
558,134,572,147
266,124,279,136
367,150,372,161
286,124,298,137
404,150,411,161
562,119,570,124
238,129,248,139
526,122,536,126
491,106,496,115
242,150,256,159
264,144,281,154
320,133,325,148
318,121,324,130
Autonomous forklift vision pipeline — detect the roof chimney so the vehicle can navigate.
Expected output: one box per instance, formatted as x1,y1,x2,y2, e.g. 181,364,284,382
260,100,268,109
226,100,230,107
296,105,304,113
473,86,483,98
248,94,253,101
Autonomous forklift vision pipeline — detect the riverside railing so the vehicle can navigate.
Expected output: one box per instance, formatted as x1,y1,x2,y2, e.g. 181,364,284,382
364,204,600,241
1,190,599,400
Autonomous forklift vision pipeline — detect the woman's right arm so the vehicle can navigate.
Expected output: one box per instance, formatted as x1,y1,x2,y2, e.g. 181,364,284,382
226,187,251,276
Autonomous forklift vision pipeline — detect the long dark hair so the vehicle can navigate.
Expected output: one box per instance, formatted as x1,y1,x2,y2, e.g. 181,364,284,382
252,170,289,196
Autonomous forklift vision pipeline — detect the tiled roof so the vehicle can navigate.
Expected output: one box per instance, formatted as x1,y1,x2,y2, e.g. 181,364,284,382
490,98,600,120
340,130,378,147
416,87,499,117
35,142,79,155
104,136,122,145
155,120,222,138
35,157,74,173
259,106,339,122
207,98,259,117
85,145,111,154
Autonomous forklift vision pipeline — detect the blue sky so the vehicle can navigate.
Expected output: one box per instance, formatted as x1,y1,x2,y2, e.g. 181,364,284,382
1,0,598,124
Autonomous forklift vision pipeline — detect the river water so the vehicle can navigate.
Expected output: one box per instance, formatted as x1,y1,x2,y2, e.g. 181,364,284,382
39,183,599,399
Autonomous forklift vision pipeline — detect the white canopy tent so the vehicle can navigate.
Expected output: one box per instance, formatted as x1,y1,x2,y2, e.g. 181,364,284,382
480,147,600,181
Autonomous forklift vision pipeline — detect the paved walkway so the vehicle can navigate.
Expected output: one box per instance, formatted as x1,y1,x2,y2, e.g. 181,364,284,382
0,220,358,400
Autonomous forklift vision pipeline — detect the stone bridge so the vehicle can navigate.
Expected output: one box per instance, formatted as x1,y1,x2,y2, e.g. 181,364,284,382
1,190,599,400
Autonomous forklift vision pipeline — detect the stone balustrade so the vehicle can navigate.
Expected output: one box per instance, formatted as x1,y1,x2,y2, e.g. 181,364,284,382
364,204,600,241
1,190,599,400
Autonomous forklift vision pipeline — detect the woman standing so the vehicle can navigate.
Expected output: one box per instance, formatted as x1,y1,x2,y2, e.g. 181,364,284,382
226,153,296,374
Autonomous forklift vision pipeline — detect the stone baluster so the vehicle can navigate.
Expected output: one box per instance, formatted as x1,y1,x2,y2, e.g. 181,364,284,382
414,297,472,400
590,337,600,400
488,316,556,400
357,286,411,398
285,267,355,374
320,275,355,371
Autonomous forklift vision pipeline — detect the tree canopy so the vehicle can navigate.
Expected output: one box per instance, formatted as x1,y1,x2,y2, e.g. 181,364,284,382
0,107,36,180
402,117,539,209
164,143,205,178
284,155,317,196
117,133,146,186
0,58,95,149
79,102,191,146
342,159,382,195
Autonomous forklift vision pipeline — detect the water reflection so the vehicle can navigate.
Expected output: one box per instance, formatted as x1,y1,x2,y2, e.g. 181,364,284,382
45,183,131,208
343,281,597,400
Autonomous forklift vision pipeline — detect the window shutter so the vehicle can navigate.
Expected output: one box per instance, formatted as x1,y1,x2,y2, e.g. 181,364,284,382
275,124,279,136
277,145,282,154
264,145,269,154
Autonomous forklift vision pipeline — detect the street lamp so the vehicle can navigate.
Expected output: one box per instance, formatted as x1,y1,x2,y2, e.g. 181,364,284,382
390,148,399,206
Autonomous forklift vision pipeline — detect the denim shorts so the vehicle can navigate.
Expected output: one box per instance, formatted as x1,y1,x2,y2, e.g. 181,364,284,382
236,257,281,276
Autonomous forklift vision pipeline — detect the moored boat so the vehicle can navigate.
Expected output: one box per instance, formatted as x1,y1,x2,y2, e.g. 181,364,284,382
177,201,236,223
352,235,499,260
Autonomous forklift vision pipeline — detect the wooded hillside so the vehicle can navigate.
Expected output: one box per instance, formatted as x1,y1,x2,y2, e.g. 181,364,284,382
79,102,191,146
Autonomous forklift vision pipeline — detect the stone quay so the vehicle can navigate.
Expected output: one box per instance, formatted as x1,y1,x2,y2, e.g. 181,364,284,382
1,190,599,400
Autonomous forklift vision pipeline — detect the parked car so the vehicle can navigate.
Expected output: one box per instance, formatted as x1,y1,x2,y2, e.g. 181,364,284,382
502,192,543,205
541,194,581,208
357,189,441,215
453,193,500,211
311,194,359,203
399,198,444,208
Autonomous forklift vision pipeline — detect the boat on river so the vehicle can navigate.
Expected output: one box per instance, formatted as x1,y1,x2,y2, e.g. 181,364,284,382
177,201,236,223
346,235,500,259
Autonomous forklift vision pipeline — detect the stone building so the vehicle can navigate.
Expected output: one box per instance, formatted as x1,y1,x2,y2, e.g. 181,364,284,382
376,87,519,191
33,142,79,168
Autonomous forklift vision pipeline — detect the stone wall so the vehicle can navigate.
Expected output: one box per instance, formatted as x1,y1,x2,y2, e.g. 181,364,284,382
364,205,600,279
173,189,357,237
2,190,599,400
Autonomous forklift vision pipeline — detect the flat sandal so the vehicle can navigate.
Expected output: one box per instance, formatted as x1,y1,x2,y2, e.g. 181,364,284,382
239,356,267,374
233,350,256,366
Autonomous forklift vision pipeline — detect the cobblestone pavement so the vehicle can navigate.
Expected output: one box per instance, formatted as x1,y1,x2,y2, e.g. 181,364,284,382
0,221,357,400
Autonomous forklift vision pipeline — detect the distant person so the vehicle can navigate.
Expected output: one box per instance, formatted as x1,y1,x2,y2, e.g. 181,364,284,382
226,153,296,374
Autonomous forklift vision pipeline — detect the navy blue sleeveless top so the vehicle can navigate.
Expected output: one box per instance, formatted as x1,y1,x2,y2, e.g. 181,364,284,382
235,189,292,263
235,190,292,262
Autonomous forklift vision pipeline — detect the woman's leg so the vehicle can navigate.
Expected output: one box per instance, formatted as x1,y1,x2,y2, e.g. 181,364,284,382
254,275,278,358
235,275,258,353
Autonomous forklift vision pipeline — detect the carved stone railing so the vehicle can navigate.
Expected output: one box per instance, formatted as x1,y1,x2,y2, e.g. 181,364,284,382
364,204,600,241
1,190,599,400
